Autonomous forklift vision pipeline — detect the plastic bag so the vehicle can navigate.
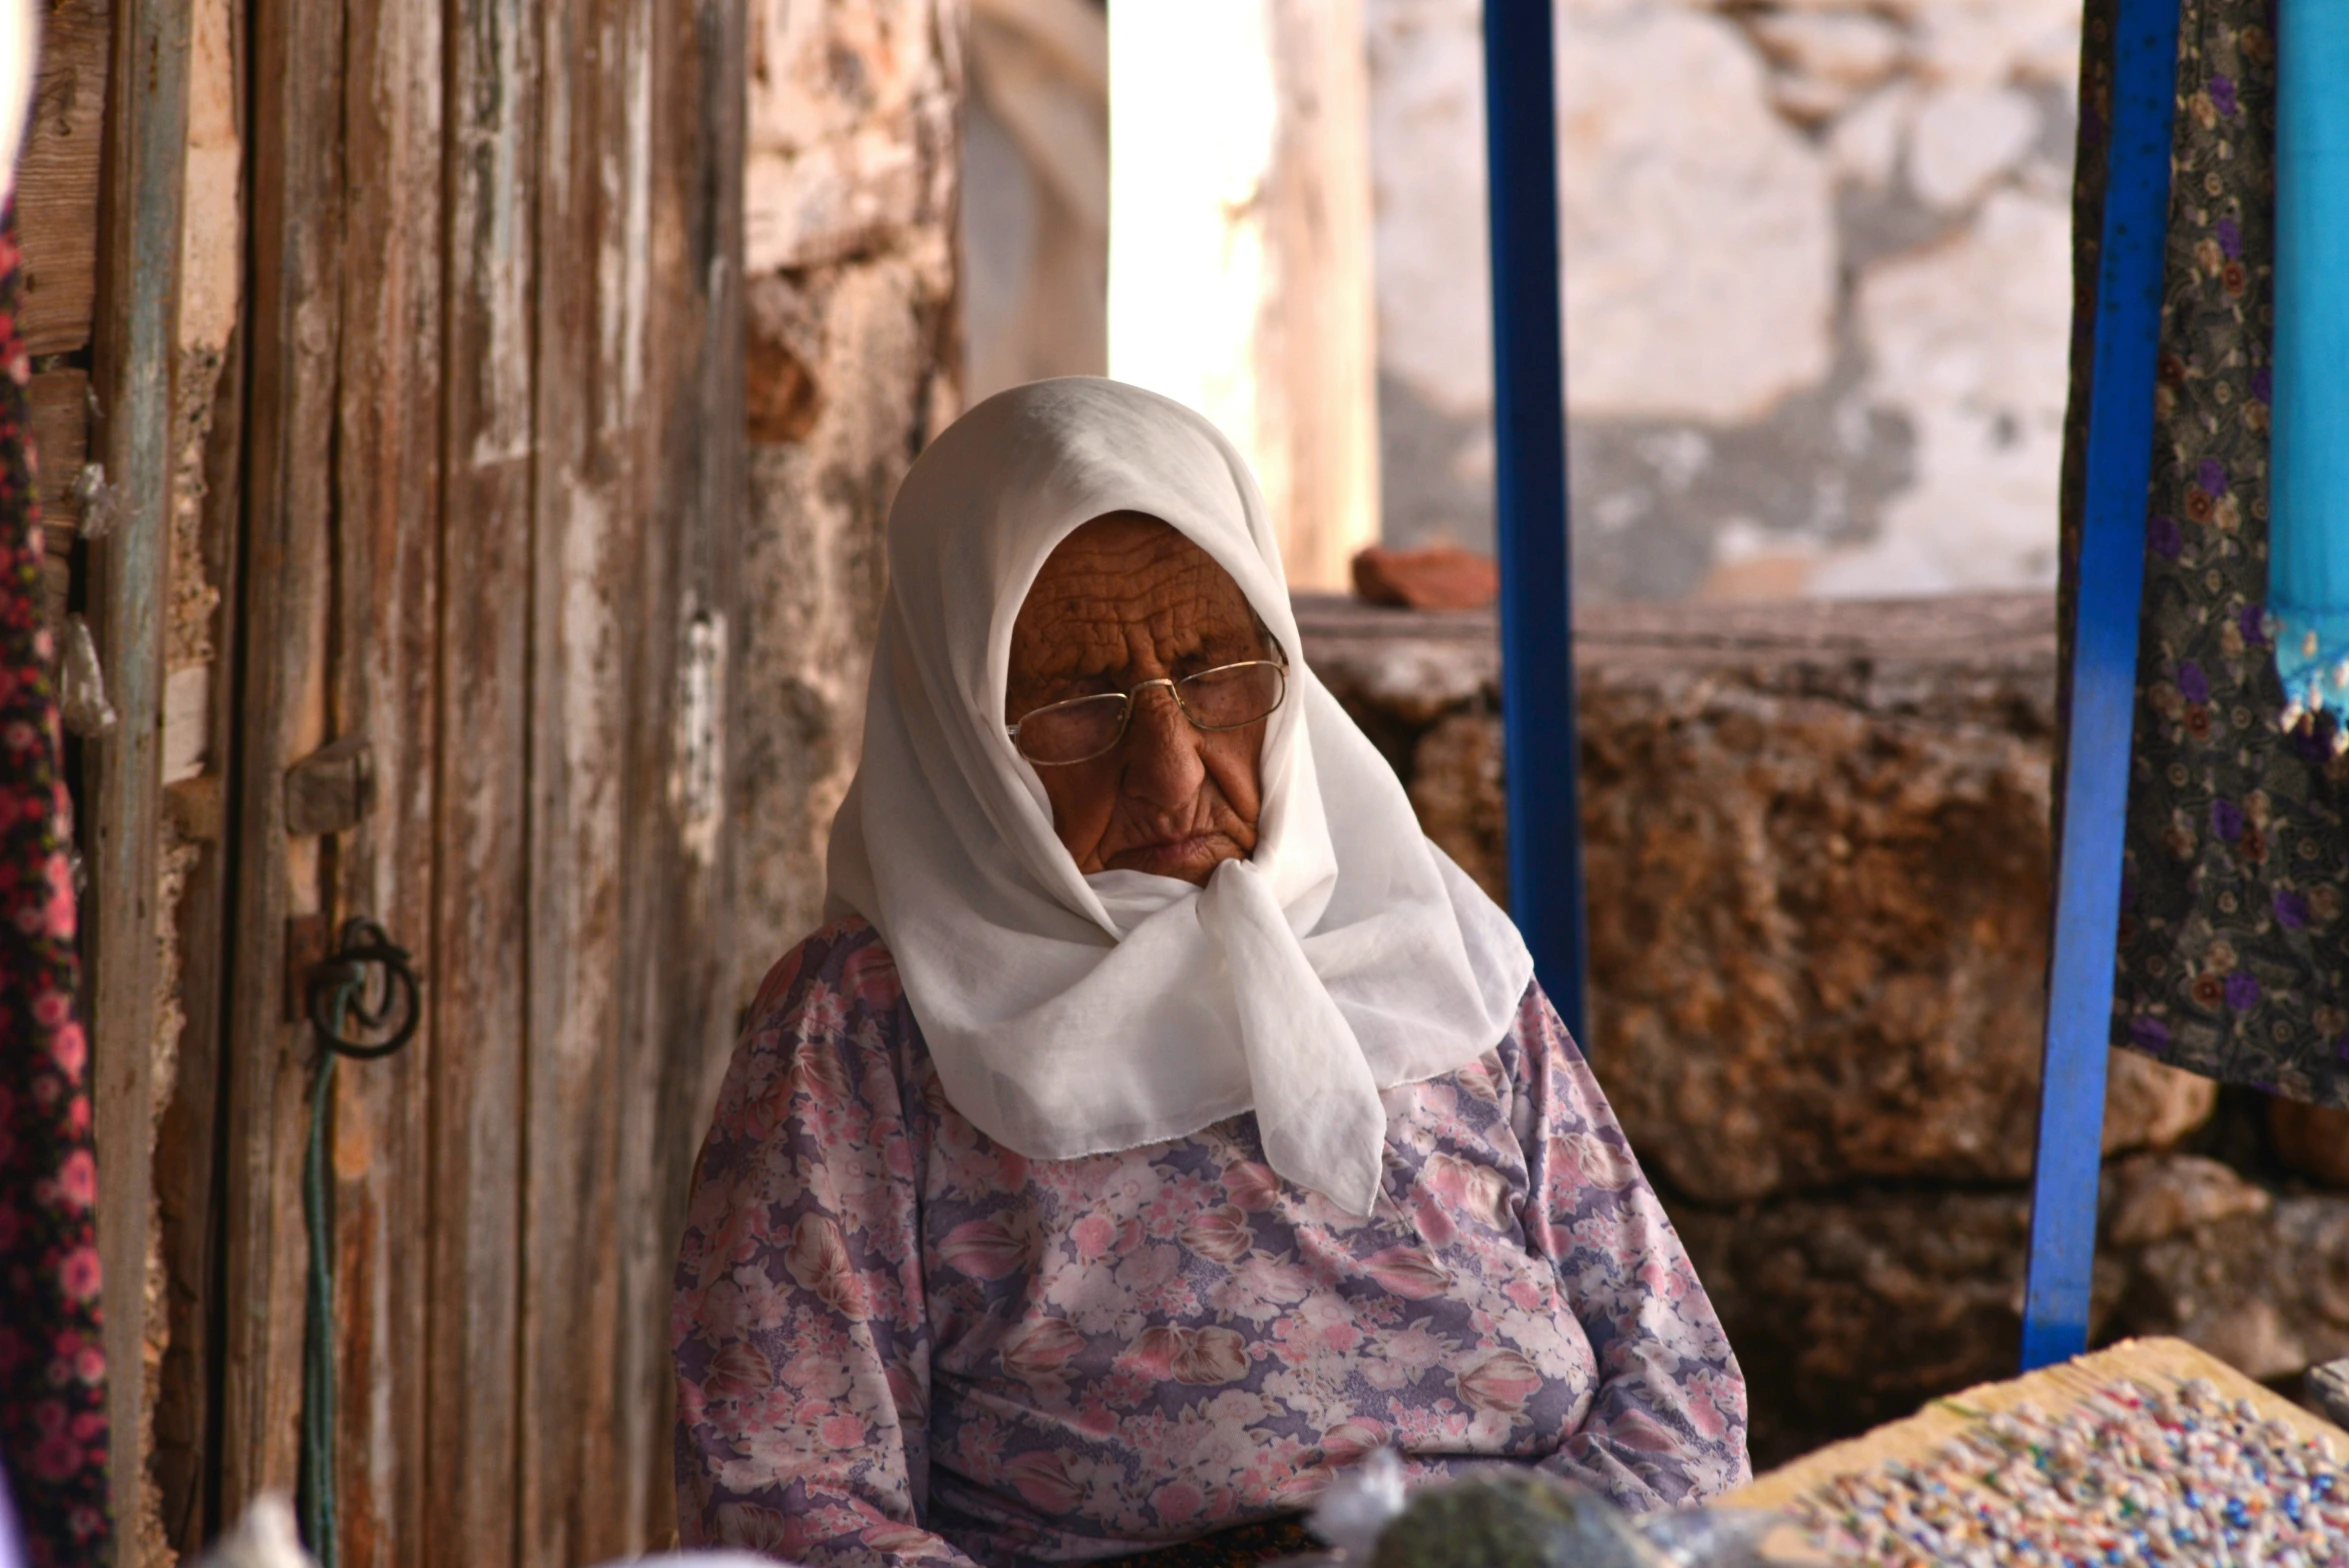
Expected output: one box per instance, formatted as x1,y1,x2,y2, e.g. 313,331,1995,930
1303,1454,1779,1568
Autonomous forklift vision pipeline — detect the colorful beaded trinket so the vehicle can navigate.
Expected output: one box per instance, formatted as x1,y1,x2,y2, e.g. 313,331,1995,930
1793,1377,2348,1568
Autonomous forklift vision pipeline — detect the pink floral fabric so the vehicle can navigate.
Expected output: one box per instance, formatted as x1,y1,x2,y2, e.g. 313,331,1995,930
674,919,1747,1568
0,207,109,1566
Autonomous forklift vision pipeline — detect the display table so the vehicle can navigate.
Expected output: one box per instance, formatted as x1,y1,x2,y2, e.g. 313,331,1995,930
1726,1337,2349,1565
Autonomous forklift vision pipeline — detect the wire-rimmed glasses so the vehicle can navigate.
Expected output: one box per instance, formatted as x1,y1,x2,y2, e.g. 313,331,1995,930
1007,659,1289,766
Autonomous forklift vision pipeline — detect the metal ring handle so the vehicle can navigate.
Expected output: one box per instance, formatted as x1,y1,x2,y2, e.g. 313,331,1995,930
308,917,422,1060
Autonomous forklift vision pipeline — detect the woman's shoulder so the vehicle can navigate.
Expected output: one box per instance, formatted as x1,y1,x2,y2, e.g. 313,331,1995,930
716,915,932,1132
744,913,905,1028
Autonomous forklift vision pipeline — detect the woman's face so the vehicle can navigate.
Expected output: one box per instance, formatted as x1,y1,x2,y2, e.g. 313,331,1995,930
1007,513,1273,885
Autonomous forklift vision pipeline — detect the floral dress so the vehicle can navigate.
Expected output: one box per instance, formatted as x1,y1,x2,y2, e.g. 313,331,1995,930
673,919,1748,1568
0,208,108,1568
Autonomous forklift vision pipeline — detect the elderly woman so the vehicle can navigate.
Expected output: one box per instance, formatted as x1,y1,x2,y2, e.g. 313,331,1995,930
673,380,1748,1568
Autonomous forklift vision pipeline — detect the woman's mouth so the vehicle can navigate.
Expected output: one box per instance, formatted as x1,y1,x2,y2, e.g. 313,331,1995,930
1116,834,1228,880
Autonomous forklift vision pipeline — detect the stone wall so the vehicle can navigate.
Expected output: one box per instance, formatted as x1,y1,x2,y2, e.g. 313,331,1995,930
1299,594,2349,1464
1367,0,2080,602
955,0,2079,599
736,0,965,982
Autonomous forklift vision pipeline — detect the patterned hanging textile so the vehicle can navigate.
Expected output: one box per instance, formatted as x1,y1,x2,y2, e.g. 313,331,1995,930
0,207,110,1564
2061,0,2349,1104
2268,2,2349,732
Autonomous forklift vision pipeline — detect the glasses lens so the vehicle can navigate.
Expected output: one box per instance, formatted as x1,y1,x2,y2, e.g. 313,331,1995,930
1178,662,1285,730
1014,693,1129,764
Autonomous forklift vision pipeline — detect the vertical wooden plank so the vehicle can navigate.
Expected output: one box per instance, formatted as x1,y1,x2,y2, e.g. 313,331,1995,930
619,0,746,1546
223,0,346,1523
18,0,110,356
153,0,248,1544
1264,0,1380,591
327,0,447,1561
151,326,244,1557
86,0,189,1552
515,0,629,1558
429,0,537,1560
508,0,746,1553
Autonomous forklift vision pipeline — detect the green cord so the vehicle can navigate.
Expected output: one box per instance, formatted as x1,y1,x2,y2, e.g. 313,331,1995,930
300,987,352,1568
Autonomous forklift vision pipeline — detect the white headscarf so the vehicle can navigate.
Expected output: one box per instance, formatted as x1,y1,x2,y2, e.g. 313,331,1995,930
825,378,1533,1215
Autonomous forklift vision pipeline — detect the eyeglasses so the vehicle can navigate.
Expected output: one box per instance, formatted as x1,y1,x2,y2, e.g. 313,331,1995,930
1007,659,1289,766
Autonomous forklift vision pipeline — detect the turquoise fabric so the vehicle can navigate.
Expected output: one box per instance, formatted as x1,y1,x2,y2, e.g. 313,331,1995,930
2270,0,2349,727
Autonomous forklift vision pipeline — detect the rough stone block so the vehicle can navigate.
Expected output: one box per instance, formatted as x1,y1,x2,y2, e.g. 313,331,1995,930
1749,10,1907,125
1663,1184,2062,1467
2110,1168,2349,1383
2102,1152,2271,1247
1557,7,1837,424
1298,592,2217,1203
1907,84,2040,211
1670,1155,2349,1466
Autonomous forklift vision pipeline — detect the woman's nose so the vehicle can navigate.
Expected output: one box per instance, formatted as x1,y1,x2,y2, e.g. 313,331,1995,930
1121,684,1206,805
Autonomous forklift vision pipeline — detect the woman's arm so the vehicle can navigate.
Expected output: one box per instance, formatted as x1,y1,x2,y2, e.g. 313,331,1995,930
1507,986,1752,1509
673,925,981,1568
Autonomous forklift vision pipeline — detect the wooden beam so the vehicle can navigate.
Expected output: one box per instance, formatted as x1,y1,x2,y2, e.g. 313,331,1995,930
150,312,245,1557
516,0,632,1557
86,0,190,1553
424,1,536,1560
221,0,346,1521
619,0,744,1549
319,3,444,1557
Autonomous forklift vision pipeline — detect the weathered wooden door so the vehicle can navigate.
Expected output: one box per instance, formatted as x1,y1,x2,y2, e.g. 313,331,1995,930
216,1,744,1562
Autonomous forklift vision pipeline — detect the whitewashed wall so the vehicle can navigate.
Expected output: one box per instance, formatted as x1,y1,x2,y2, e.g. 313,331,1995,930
1369,0,2082,600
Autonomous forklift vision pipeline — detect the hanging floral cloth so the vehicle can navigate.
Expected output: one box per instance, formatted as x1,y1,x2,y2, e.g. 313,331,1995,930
2062,0,2349,1103
2269,2,2349,732
0,204,110,1563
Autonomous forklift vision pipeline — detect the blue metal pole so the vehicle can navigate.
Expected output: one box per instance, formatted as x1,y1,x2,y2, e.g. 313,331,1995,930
2019,0,2181,1372
1482,0,1590,1043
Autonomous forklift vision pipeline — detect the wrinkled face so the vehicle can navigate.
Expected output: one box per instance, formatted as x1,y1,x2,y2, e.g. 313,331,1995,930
1006,512,1274,885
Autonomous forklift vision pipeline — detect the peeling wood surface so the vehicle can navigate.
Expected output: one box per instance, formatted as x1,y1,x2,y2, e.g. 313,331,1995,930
86,0,188,1550
519,2,747,1556
224,0,745,1561
620,3,746,1547
28,368,87,538
521,0,632,1557
19,0,108,355
151,293,247,1556
224,0,346,1520
426,0,534,1559
322,6,442,1559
